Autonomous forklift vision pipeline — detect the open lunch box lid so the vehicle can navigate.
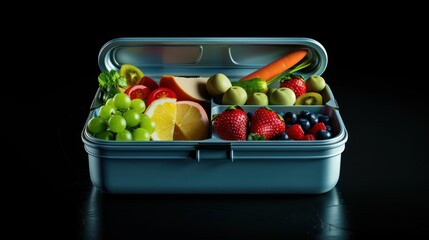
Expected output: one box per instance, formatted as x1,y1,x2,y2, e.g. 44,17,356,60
98,37,328,81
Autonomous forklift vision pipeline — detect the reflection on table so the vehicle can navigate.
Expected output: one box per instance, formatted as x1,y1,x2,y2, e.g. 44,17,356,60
81,186,350,239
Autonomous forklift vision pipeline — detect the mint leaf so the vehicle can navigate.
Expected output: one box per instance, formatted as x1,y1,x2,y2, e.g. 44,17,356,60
98,72,110,88
98,70,124,103
115,76,127,88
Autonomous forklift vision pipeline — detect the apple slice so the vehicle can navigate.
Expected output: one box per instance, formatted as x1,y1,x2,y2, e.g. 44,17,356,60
159,75,210,102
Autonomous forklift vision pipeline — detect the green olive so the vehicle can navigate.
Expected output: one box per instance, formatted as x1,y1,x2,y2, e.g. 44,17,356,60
206,73,232,96
246,92,269,105
222,86,247,105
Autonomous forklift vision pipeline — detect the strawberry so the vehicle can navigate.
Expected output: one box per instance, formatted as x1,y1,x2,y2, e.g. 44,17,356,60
279,74,306,98
310,122,327,137
249,107,285,140
286,124,305,140
302,134,316,140
212,105,248,140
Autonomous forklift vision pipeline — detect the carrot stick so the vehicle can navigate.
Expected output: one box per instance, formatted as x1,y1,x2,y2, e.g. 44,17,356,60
240,49,309,81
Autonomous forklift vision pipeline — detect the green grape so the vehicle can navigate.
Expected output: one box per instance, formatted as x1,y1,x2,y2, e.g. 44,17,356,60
99,105,116,120
123,109,141,128
139,114,156,134
116,129,132,141
130,98,146,113
87,116,106,135
132,128,151,141
108,115,126,133
113,92,131,110
115,110,122,116
105,98,115,107
95,130,114,140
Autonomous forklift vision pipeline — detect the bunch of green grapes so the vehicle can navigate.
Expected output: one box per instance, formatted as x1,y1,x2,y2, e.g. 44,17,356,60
86,92,156,141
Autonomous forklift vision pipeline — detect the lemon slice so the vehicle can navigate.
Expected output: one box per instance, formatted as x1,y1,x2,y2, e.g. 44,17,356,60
144,98,177,140
174,101,209,140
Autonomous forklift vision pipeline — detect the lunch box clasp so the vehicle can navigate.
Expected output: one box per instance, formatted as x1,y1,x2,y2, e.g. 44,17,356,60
196,143,233,163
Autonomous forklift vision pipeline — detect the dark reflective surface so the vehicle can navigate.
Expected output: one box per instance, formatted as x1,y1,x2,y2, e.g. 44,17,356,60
80,187,349,239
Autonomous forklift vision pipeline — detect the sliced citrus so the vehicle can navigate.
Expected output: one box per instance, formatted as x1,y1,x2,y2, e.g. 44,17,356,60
143,98,177,140
174,101,209,140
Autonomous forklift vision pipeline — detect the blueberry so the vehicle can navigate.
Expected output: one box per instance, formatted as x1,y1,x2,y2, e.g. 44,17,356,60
247,112,253,119
318,114,330,125
297,118,311,132
306,113,319,126
283,112,297,124
325,125,332,132
275,132,289,140
316,130,332,140
299,110,311,118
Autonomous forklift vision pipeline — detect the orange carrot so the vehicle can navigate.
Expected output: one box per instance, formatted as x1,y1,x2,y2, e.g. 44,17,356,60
240,49,309,81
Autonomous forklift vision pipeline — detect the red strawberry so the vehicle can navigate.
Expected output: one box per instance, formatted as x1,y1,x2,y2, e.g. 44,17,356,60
279,74,306,97
249,107,285,140
213,106,248,140
302,134,316,140
286,124,305,140
310,122,327,136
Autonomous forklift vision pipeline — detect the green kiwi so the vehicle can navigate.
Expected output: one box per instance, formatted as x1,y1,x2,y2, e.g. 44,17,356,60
119,64,144,86
295,92,323,105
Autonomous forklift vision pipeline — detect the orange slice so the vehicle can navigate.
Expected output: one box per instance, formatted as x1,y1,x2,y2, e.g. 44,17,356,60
174,101,209,140
143,98,177,140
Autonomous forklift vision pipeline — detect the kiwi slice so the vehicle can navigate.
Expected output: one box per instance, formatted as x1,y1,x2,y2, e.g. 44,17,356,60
119,64,144,86
295,92,323,105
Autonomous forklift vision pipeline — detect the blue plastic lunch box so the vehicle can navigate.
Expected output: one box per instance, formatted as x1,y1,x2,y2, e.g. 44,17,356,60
81,37,348,194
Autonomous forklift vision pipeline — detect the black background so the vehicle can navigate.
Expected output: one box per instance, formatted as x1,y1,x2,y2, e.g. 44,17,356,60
10,7,428,239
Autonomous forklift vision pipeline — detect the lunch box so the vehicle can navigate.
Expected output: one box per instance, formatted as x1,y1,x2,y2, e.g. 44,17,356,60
81,37,348,194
